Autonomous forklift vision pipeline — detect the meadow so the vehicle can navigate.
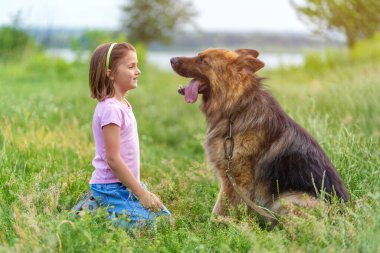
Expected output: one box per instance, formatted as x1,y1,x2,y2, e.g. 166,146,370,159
0,38,379,252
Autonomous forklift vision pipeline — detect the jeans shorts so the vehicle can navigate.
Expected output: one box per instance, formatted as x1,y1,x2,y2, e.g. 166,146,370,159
90,182,171,229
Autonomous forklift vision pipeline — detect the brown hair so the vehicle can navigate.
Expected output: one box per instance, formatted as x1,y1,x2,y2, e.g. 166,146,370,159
89,42,136,101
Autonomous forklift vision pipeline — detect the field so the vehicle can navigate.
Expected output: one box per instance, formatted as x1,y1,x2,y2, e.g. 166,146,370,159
0,46,379,252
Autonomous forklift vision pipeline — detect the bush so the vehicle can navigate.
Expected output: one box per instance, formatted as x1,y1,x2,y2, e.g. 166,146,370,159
302,33,380,73
0,26,34,61
350,32,380,63
303,51,327,73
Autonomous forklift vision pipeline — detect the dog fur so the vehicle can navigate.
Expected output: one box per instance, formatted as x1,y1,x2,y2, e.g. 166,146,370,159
170,48,349,218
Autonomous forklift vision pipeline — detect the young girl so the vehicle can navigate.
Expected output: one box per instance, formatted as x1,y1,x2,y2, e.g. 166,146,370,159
88,42,170,228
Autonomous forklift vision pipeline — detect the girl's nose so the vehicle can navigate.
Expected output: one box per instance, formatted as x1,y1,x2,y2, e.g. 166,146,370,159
136,68,141,75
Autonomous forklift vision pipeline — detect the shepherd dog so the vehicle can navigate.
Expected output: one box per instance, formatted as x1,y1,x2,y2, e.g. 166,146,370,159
170,48,349,221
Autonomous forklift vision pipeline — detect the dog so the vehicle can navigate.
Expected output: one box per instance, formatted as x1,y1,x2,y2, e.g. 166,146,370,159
170,48,349,221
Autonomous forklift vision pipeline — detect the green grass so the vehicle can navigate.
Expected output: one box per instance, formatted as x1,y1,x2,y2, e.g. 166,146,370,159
0,49,379,252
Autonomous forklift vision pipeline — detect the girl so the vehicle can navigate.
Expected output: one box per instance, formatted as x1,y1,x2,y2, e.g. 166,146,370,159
88,42,170,228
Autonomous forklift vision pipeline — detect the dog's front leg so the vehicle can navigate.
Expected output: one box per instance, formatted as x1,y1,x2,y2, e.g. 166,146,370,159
211,189,242,226
212,189,228,216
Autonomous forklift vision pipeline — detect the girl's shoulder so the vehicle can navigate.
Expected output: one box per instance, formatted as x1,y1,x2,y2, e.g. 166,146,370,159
97,97,120,108
95,98,120,113
95,97,132,116
100,97,118,105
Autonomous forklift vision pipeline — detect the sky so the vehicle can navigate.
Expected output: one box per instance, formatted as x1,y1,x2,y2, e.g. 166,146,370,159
0,0,309,33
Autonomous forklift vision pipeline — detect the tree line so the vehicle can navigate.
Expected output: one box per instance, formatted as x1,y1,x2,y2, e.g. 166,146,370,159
1,0,379,61
122,0,380,48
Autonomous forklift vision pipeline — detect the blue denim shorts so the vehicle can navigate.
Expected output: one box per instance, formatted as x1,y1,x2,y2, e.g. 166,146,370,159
90,182,171,229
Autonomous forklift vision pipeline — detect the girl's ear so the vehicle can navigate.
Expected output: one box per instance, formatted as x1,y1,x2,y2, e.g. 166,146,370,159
106,69,114,80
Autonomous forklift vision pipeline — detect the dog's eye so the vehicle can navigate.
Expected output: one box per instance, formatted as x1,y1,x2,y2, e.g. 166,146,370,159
200,57,209,66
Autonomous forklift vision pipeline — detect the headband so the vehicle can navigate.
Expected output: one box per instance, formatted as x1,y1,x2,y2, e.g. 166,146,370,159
105,43,117,69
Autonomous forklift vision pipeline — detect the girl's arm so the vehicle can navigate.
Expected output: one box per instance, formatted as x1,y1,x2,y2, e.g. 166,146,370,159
103,124,163,210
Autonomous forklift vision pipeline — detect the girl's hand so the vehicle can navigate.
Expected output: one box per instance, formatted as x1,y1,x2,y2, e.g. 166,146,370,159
138,190,164,212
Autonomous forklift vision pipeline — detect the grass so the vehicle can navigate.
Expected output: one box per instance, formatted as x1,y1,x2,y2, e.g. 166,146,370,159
0,49,379,252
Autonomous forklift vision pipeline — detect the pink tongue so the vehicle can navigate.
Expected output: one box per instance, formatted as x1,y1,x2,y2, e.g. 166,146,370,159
184,79,200,104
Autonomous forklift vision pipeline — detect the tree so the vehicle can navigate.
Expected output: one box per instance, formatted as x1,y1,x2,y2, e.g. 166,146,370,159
121,0,196,45
0,11,34,61
291,0,380,47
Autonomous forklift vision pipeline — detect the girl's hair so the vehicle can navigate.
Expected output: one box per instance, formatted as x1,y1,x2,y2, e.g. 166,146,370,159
89,42,136,101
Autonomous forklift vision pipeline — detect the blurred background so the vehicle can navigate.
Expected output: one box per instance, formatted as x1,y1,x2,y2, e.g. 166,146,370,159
2,0,372,69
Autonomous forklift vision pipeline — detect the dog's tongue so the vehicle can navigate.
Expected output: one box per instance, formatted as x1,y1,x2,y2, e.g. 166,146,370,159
184,79,200,104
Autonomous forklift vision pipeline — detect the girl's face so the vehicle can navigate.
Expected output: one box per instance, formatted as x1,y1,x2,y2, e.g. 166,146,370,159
110,51,141,93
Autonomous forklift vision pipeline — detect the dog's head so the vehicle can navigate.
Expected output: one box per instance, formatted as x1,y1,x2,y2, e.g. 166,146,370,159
170,48,264,105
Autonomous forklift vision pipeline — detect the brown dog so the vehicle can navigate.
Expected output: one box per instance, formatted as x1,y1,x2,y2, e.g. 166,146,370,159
170,48,348,220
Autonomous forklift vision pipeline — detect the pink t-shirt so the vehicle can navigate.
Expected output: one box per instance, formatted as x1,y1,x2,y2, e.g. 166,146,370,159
90,97,140,184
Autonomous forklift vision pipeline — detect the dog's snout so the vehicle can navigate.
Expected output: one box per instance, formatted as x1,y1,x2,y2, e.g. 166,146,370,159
170,57,181,66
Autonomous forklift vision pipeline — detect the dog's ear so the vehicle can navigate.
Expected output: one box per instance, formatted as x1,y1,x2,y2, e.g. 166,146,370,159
235,49,260,58
236,55,265,72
